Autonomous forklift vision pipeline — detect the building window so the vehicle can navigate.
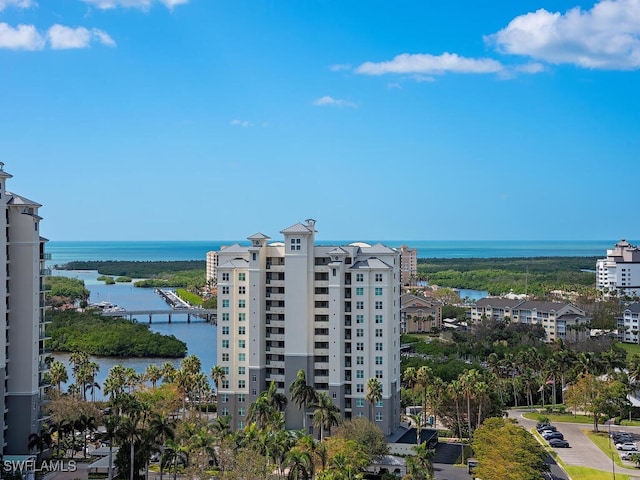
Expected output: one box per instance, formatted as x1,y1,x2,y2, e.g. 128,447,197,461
222,299,229,308
356,370,364,379
356,314,364,324
375,301,383,310
375,370,383,379
222,286,229,294
239,326,246,335
222,340,229,348
356,301,364,310
376,400,383,407
375,356,383,365
375,273,383,282
356,342,364,351
222,380,229,389
221,407,229,416
356,384,364,393
375,328,383,337
238,394,245,402
252,374,257,382
356,288,364,296
238,367,245,375
375,342,383,351
222,313,229,322
222,273,230,281
222,367,229,375
238,408,245,416
222,326,229,335
357,412,364,418
375,315,383,324
239,313,246,322
356,273,364,282
290,238,301,251
221,394,229,403
238,340,246,348
238,353,245,362
222,353,229,362
238,273,246,281
238,380,246,389
356,398,364,407
375,412,383,421
239,299,246,308
356,328,364,337
356,356,364,365
239,286,246,294
375,287,383,296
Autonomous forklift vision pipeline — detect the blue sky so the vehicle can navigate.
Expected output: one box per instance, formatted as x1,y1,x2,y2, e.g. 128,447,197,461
1,0,639,241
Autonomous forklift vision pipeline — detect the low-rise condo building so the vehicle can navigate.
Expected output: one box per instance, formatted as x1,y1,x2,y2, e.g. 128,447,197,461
215,219,402,435
470,298,589,343
617,303,640,344
400,293,442,333
0,163,49,454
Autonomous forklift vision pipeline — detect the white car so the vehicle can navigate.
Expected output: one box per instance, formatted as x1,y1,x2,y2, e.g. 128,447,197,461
616,442,638,451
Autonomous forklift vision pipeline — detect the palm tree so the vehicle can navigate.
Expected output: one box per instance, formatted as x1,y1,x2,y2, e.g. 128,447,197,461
289,369,317,430
415,366,432,417
459,369,480,440
310,392,340,441
49,361,68,393
188,426,216,473
181,354,201,376
447,379,465,463
104,415,120,480
365,377,383,422
161,362,177,383
162,439,189,480
553,348,576,404
210,364,226,392
286,447,313,480
27,431,51,457
145,364,162,388
75,415,97,458
149,413,176,480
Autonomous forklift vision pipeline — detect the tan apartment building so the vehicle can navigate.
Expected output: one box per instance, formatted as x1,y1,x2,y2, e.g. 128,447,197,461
0,163,49,454
400,293,442,333
215,219,402,435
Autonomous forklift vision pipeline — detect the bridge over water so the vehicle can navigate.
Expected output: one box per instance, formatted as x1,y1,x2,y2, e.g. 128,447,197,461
101,308,217,324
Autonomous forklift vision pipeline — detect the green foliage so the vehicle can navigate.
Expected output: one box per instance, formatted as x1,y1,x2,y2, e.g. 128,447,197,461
134,269,205,289
472,417,548,480
47,309,186,357
116,276,132,283
59,260,205,277
45,276,90,302
418,256,597,296
333,418,389,462
97,275,116,285
202,296,217,309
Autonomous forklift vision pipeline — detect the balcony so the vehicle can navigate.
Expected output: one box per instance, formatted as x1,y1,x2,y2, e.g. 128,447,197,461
40,253,52,261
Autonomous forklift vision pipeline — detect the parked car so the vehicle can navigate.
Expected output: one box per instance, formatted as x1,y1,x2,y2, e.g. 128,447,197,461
548,438,570,448
539,425,557,433
536,423,552,432
616,442,638,451
543,432,565,441
613,433,634,443
621,452,636,461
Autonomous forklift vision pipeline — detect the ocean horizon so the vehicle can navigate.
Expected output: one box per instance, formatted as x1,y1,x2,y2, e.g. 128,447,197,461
46,239,631,264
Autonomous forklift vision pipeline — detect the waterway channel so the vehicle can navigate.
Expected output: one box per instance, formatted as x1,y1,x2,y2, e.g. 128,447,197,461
52,270,218,399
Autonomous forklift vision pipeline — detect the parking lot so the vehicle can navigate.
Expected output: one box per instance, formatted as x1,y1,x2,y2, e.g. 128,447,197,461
510,410,640,478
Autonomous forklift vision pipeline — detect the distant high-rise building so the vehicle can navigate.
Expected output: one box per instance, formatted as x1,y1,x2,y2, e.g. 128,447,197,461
0,163,49,454
215,219,402,435
206,250,219,284
398,245,417,286
597,239,640,298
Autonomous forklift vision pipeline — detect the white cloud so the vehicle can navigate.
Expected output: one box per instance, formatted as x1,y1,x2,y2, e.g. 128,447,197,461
0,0,34,12
486,0,640,70
0,22,44,50
230,119,252,127
355,52,504,76
80,0,188,10
312,96,358,108
48,24,116,49
330,63,352,72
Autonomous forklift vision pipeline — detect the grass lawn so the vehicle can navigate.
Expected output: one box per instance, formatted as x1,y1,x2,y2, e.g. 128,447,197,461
617,341,640,359
619,419,640,427
523,411,599,424
564,465,631,480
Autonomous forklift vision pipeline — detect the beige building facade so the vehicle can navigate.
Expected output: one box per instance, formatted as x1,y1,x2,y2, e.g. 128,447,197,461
216,220,402,435
0,163,49,454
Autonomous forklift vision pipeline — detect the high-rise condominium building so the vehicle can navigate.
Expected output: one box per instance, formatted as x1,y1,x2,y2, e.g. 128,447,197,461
597,239,640,298
398,245,417,286
0,163,49,454
216,219,402,435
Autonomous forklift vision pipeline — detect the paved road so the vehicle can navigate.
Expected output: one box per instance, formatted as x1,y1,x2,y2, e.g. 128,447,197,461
509,409,640,478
